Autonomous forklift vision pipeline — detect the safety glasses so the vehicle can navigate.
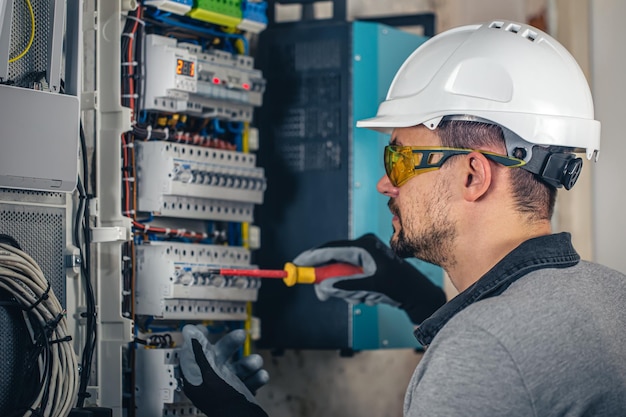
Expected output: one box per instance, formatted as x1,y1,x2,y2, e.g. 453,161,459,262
384,146,526,187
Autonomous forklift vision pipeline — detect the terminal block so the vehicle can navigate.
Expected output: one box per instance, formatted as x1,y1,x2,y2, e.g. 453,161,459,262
188,0,242,27
136,141,266,219
135,241,260,320
239,1,268,33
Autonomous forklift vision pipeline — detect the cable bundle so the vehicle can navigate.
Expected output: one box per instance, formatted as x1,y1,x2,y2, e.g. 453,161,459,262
0,243,78,417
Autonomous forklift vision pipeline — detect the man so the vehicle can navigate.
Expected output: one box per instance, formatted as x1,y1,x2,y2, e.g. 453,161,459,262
179,20,626,416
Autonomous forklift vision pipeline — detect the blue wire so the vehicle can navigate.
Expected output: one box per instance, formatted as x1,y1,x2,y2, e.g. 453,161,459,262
213,118,225,134
228,222,241,246
138,213,154,223
206,221,215,243
228,223,234,246
228,121,243,133
152,9,172,19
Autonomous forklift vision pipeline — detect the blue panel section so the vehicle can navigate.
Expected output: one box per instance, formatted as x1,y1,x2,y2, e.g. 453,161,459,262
351,21,441,350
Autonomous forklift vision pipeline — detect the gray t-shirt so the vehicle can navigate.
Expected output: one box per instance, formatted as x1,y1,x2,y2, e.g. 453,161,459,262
404,261,626,416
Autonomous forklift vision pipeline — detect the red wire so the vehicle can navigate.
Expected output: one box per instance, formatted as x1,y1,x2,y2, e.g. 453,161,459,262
127,7,142,120
132,220,208,241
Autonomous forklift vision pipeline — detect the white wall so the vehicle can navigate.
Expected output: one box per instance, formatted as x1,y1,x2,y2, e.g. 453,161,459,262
590,0,626,273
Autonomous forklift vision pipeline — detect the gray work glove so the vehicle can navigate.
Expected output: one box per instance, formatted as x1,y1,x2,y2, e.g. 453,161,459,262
293,233,446,324
179,325,269,417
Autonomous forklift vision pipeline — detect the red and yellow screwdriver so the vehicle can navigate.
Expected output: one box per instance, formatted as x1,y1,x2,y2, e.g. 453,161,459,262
206,262,363,287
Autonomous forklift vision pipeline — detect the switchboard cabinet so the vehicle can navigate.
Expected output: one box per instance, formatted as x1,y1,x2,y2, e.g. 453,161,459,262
255,17,443,352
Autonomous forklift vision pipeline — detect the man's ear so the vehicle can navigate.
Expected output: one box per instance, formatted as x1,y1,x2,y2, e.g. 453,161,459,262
462,152,492,202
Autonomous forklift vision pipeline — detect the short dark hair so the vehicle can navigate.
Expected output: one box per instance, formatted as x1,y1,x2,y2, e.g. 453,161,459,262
436,120,556,221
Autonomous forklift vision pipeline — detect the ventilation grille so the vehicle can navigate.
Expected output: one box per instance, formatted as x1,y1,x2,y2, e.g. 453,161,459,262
0,203,66,302
0,188,65,205
0,201,67,414
7,0,55,83
489,21,538,42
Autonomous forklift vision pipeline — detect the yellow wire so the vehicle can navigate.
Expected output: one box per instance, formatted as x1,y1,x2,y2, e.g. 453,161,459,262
8,0,36,63
242,221,252,356
243,302,252,356
242,122,250,153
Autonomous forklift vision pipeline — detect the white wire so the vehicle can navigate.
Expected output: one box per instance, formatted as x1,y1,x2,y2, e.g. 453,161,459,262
0,243,79,417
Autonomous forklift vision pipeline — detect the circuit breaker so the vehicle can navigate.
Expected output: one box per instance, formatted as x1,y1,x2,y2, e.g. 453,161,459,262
255,15,442,351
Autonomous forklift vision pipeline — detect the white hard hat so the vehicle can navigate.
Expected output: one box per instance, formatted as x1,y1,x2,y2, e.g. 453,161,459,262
357,20,600,162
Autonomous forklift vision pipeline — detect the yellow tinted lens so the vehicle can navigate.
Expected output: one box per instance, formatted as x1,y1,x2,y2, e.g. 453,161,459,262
385,146,420,186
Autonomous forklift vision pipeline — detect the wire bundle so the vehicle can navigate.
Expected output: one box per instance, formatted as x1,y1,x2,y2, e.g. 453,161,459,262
75,125,97,408
0,243,78,417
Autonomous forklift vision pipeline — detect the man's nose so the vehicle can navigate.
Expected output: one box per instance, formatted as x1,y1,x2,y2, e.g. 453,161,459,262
377,174,399,198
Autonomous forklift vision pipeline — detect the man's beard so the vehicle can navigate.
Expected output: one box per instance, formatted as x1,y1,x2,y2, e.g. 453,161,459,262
388,191,457,267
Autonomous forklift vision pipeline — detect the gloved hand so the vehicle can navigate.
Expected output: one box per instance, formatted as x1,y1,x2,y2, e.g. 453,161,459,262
179,325,269,417
292,233,446,324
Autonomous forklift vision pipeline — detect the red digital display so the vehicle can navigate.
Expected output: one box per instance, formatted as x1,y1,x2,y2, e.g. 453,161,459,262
176,59,195,77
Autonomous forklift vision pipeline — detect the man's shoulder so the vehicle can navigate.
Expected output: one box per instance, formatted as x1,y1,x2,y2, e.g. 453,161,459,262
437,259,626,351
412,260,626,417
506,259,626,302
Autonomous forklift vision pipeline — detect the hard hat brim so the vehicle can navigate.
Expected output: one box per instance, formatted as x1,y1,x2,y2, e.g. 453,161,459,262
356,115,418,134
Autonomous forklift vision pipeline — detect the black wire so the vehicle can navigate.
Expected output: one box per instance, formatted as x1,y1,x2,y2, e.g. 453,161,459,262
75,122,98,408
0,234,22,250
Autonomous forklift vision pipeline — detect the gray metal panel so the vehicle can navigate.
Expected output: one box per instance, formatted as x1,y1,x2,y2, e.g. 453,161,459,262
0,84,79,192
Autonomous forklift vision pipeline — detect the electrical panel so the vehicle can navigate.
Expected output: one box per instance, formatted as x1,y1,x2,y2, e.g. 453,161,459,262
90,2,269,416
255,18,443,352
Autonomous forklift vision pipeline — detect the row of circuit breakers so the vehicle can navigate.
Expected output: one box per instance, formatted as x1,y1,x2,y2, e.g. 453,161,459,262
135,33,266,319
128,6,268,415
